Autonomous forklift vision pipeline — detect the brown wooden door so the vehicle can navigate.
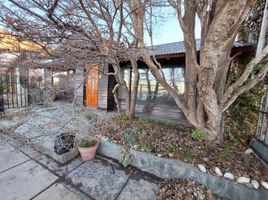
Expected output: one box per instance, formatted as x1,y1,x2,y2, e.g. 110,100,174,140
86,65,98,108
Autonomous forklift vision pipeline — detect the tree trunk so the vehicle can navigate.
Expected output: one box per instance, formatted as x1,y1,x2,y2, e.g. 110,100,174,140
129,59,140,119
112,62,131,116
111,57,140,119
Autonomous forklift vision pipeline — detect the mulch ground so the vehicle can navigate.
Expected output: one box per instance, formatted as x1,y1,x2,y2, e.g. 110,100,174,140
2,107,266,198
95,116,268,198
157,179,225,200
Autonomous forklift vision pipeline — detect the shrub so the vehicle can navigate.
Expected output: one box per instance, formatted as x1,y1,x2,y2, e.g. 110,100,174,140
191,129,203,141
120,128,138,145
226,84,264,145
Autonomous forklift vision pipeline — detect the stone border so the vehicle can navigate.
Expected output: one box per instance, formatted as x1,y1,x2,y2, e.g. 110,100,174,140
97,140,268,200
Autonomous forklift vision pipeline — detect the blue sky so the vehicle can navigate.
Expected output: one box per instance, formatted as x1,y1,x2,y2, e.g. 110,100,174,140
146,14,201,45
1,1,201,46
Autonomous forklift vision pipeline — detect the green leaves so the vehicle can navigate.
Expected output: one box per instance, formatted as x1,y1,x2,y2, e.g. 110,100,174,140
191,129,203,141
79,139,97,148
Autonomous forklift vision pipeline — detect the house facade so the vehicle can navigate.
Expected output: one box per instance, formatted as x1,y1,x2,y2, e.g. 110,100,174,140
0,30,44,110
85,40,253,121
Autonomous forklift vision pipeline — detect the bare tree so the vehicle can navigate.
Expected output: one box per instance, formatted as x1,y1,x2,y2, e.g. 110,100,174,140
2,0,268,143
0,0,142,119
131,0,268,142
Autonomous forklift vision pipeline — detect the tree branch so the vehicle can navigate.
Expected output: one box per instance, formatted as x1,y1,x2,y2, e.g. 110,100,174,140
222,44,268,106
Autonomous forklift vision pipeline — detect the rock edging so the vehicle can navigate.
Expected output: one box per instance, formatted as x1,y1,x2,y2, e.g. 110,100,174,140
97,140,268,200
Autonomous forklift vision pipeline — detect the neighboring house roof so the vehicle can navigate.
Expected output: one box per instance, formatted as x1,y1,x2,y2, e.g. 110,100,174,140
0,29,42,52
148,39,252,56
0,29,46,67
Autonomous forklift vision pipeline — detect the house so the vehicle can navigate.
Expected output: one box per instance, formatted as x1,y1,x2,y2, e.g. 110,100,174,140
0,29,44,109
0,29,252,121
84,40,253,121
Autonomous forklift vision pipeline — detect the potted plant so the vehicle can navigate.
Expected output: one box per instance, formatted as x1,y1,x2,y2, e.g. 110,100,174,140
78,137,99,161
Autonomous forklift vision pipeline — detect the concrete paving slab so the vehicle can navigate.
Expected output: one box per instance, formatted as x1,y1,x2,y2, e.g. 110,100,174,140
35,109,59,118
17,145,42,158
33,183,88,200
15,124,48,139
0,139,12,150
27,115,56,127
7,138,42,158
117,176,159,200
34,154,83,176
66,159,131,200
0,145,29,172
0,119,19,132
0,160,58,200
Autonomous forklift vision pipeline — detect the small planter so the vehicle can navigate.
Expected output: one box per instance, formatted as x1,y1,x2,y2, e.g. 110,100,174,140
78,138,99,161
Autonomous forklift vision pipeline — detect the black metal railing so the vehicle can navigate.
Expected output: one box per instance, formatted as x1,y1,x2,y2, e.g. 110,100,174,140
0,81,4,113
0,74,29,111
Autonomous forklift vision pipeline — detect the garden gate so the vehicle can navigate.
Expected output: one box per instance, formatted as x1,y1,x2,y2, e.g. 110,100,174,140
0,73,29,112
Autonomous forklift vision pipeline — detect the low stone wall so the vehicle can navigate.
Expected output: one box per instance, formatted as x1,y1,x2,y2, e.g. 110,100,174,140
98,140,268,200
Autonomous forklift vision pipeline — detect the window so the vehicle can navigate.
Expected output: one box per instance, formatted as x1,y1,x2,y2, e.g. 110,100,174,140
119,66,185,105
137,68,184,103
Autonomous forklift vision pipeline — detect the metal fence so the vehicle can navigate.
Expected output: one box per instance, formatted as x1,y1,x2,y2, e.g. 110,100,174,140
0,74,29,111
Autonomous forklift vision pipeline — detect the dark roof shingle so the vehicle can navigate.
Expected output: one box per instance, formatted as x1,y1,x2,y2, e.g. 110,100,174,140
148,39,250,56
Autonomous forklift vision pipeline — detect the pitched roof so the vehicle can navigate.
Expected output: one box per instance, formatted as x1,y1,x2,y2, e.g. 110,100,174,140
148,39,251,56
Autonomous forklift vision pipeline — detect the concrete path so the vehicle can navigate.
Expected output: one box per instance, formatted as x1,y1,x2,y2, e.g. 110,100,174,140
0,103,114,164
0,137,160,200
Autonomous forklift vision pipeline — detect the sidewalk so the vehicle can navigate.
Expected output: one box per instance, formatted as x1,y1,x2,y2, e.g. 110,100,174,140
0,137,160,200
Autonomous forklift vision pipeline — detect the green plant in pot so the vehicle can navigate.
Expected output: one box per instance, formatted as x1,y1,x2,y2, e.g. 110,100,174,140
78,138,99,161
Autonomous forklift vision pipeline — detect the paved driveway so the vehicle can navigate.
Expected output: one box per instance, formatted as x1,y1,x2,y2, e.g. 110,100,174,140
0,138,160,200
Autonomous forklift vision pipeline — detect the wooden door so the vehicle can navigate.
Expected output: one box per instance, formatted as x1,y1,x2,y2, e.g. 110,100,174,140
86,65,98,108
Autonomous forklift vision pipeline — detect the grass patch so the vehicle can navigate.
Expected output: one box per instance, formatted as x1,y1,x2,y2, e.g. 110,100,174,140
218,144,231,162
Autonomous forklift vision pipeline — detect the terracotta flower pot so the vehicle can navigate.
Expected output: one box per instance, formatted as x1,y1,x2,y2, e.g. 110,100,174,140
78,140,99,161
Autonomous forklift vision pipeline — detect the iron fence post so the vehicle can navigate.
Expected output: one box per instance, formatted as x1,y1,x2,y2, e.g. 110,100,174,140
0,78,4,113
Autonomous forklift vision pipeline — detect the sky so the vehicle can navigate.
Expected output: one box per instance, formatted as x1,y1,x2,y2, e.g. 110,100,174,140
1,1,201,46
146,14,202,45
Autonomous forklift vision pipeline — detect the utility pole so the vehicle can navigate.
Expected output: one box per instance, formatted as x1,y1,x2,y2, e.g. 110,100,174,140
256,0,268,56
256,0,268,138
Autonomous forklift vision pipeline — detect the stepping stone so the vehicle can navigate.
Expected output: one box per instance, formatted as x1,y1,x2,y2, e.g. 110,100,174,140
15,124,47,139
33,183,88,200
0,120,19,132
27,115,56,127
0,160,57,200
0,144,29,172
65,159,130,200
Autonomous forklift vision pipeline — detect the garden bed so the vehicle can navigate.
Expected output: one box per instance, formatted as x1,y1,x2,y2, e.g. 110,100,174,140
96,116,268,184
